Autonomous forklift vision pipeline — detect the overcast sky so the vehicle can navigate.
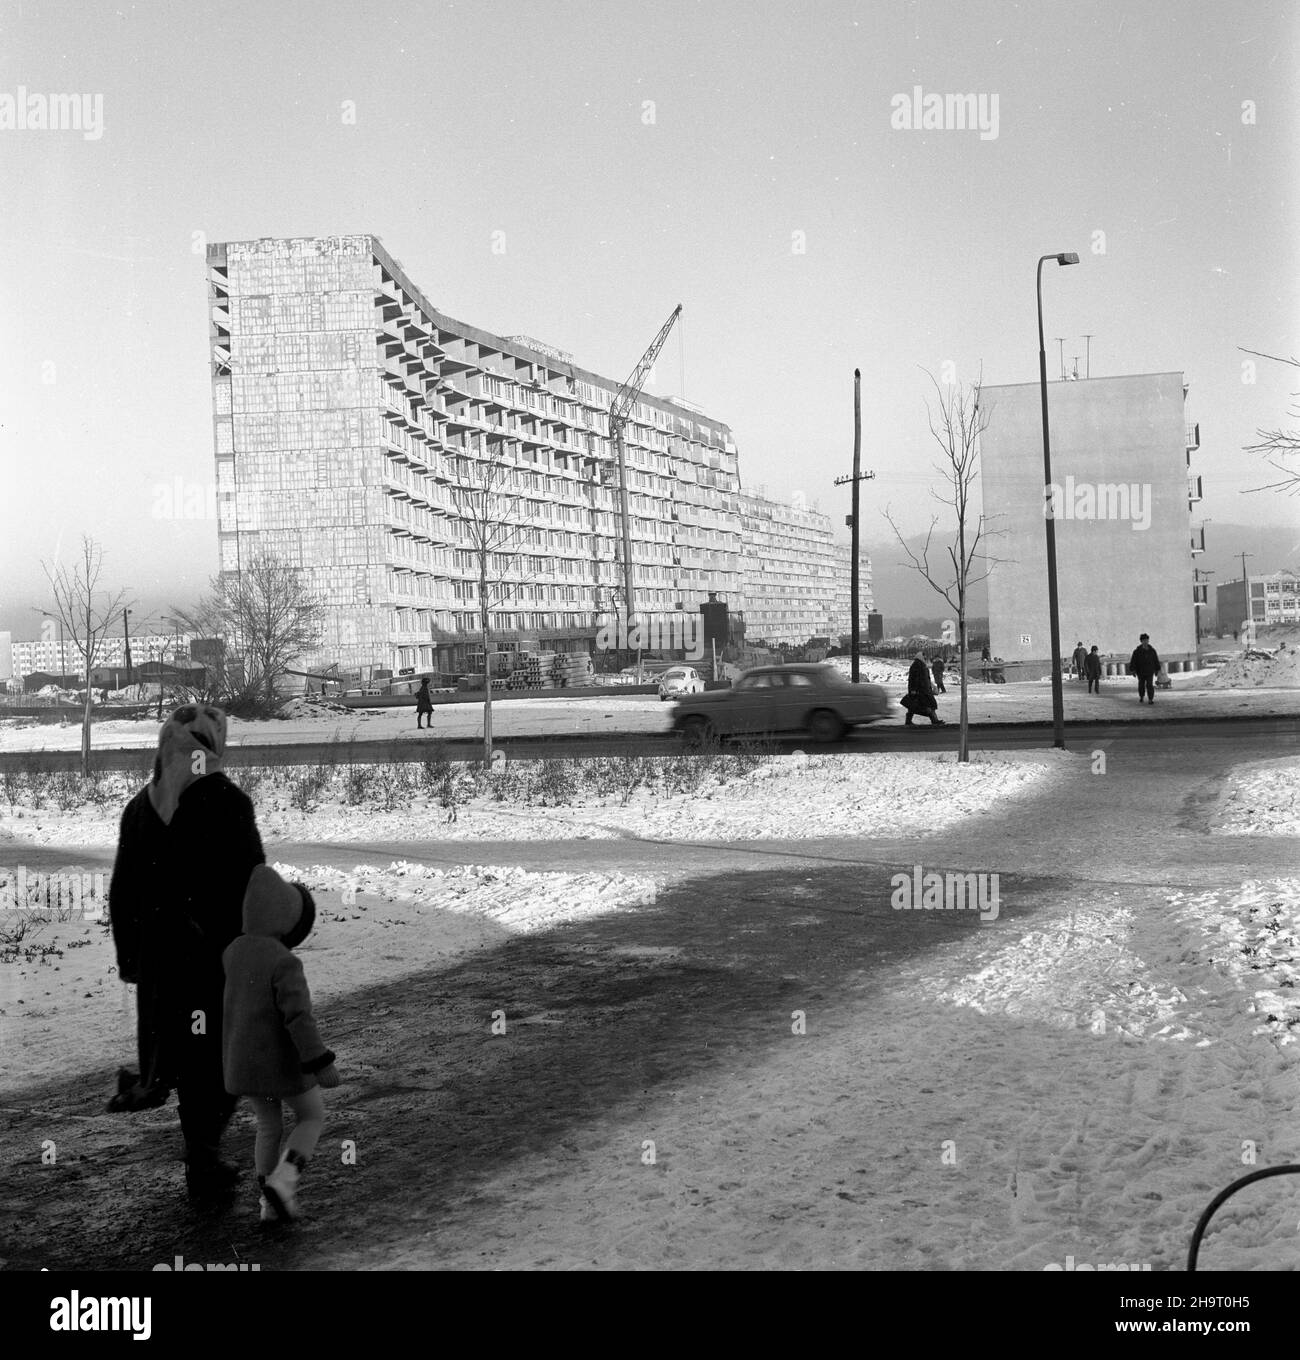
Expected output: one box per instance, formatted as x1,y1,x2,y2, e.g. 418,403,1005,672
2,0,1297,637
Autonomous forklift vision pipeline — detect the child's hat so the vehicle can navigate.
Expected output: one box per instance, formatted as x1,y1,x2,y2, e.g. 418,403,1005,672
243,864,316,946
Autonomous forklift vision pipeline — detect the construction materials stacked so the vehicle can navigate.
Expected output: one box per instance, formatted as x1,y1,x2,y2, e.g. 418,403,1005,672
509,650,556,690
551,652,595,688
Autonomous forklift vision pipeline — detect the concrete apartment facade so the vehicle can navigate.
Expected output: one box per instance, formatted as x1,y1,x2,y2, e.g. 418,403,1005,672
736,493,841,645
209,234,752,676
828,541,877,643
978,372,1200,666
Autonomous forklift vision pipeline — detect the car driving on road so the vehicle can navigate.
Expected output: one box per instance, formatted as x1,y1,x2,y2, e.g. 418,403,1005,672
670,662,892,743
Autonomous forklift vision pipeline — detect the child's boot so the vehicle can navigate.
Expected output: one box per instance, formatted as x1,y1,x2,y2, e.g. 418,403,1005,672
257,1175,277,1224
263,1149,307,1221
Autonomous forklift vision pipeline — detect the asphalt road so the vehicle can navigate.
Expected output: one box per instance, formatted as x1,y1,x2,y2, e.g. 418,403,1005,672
2,716,1296,770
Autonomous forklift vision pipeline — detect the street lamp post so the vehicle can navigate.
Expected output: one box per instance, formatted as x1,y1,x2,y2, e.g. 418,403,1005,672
1037,252,1079,751
29,606,66,681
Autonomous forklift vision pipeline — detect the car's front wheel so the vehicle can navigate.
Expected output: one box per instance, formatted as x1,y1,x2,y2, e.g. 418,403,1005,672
680,714,715,746
807,709,845,742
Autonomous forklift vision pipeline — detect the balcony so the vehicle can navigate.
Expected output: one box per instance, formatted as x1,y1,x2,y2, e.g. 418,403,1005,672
1186,423,1200,451
1187,475,1203,504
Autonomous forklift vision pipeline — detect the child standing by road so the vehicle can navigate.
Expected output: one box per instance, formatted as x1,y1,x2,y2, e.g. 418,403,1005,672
223,865,339,1223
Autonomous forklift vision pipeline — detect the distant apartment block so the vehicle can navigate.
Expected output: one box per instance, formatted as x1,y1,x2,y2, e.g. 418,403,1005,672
1216,569,1300,631
978,372,1200,662
10,631,194,680
209,235,754,675
736,493,840,645
828,541,876,642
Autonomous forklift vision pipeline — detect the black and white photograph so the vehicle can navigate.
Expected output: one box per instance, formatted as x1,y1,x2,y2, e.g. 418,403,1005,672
2,0,1299,1312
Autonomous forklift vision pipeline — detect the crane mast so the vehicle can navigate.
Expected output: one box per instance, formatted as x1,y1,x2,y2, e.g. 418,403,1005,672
608,304,682,635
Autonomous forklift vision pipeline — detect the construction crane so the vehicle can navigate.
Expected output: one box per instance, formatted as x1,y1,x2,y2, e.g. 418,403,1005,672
608,304,682,633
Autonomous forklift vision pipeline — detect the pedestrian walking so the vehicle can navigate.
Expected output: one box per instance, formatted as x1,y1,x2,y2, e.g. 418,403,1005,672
108,704,266,1204
980,643,991,682
1128,633,1162,704
931,656,947,693
222,865,339,1224
1072,641,1087,681
903,653,945,726
415,677,434,729
1085,644,1102,694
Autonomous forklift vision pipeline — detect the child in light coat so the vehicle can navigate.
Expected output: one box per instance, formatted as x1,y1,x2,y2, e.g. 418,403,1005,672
223,865,339,1223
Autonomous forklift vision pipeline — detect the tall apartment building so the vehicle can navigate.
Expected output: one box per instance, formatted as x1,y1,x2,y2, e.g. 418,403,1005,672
978,372,1200,663
208,235,744,675
736,493,840,644
1216,569,1300,631
828,541,877,642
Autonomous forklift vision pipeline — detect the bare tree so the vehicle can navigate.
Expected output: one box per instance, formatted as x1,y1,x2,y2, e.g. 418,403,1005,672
165,596,234,705
1238,347,1300,496
42,535,133,775
882,374,1004,762
172,552,323,716
449,443,533,767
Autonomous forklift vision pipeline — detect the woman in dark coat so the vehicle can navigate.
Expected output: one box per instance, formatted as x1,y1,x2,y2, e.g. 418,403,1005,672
109,703,266,1202
904,653,945,726
415,677,434,729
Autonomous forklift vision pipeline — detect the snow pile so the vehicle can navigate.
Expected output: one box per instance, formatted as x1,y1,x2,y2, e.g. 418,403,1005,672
276,694,365,720
0,751,1067,846
824,655,915,686
1168,879,1300,1048
1211,758,1300,836
919,897,1197,1040
1183,644,1300,690
270,859,657,931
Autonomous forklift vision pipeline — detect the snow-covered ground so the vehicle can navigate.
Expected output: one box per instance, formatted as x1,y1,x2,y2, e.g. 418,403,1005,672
1210,757,1300,837
0,863,659,1090
0,750,1066,846
6,847,1300,1268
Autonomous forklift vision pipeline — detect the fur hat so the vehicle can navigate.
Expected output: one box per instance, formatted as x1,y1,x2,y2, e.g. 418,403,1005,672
243,864,316,947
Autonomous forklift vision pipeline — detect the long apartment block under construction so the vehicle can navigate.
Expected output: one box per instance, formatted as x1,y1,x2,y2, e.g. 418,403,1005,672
207,234,862,673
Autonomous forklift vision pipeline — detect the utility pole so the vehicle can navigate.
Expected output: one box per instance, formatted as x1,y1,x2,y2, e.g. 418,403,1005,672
1082,335,1093,379
834,369,875,683
1054,338,1065,382
1193,568,1215,644
1240,551,1253,583
123,608,133,690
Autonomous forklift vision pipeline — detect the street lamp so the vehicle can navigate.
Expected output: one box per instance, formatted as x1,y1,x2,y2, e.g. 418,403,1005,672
29,606,66,681
1037,251,1079,751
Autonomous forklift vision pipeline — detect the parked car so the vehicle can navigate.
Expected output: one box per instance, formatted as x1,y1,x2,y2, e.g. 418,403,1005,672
657,666,705,700
670,663,892,743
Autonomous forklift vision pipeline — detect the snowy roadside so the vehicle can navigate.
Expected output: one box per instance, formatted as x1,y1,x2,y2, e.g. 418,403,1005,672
0,675,1295,755
0,750,1067,847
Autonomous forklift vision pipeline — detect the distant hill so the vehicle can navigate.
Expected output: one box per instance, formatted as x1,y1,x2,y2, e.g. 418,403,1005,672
859,532,989,628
